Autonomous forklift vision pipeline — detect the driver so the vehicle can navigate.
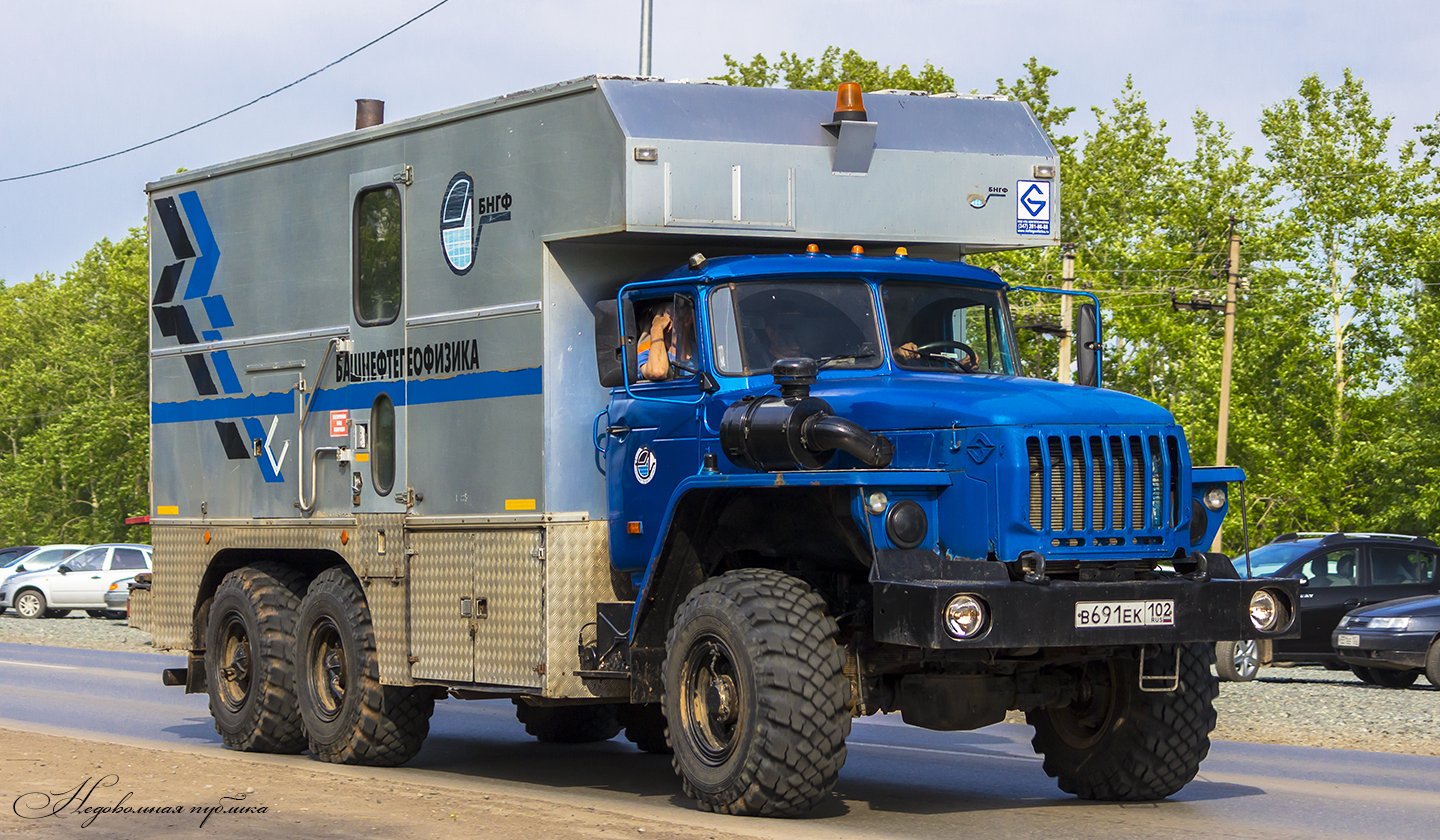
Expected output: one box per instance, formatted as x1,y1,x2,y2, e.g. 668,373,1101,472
637,300,694,381
894,340,980,372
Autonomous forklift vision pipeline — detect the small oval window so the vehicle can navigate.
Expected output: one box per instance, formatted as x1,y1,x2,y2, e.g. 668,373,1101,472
372,393,396,496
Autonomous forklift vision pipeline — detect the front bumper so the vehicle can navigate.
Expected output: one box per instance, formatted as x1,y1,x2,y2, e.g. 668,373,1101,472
873,556,1300,649
1331,628,1432,670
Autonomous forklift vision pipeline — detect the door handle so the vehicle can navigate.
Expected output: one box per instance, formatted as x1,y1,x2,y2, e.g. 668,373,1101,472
1341,599,1360,607
606,425,632,437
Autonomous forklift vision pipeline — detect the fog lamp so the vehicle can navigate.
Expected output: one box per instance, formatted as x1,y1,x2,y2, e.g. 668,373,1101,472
1249,589,1279,631
944,594,988,640
866,492,889,515
1203,486,1228,511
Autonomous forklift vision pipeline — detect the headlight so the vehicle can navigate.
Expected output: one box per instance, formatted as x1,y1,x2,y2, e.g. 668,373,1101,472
944,594,988,639
866,491,888,515
1203,486,1228,511
1249,589,1279,631
1370,617,1412,630
885,500,928,549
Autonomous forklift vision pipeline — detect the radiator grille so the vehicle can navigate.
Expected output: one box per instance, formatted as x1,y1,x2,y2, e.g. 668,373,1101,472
1026,432,1182,535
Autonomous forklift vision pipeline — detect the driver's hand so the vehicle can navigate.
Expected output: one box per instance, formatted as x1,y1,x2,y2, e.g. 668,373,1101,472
650,311,672,337
960,351,980,372
895,342,920,360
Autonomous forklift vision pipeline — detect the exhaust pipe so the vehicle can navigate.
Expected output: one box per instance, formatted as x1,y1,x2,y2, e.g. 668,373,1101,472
355,99,385,130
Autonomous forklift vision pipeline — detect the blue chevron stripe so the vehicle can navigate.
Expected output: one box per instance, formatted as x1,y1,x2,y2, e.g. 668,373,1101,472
179,191,220,300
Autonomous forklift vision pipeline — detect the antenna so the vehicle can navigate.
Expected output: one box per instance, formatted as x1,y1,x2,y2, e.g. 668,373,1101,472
638,0,654,76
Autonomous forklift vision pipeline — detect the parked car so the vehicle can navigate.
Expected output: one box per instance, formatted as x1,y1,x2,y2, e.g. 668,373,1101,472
0,545,87,602
1331,594,1440,688
0,544,152,619
0,545,39,570
1215,532,1440,681
102,576,136,619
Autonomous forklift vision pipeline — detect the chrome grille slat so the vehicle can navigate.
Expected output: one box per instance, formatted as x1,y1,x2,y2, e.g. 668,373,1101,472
1025,430,1184,537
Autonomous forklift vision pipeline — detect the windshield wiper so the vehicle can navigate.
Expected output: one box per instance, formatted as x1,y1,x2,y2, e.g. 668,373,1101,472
817,352,875,370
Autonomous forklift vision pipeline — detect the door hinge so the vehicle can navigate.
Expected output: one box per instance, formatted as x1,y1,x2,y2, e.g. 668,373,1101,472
393,165,413,186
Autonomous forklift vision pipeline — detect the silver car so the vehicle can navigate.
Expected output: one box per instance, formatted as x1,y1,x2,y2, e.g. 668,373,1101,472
0,545,87,600
102,575,137,617
0,544,152,619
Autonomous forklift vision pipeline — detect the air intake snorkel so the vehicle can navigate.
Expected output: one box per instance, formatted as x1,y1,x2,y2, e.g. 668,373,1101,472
720,358,894,471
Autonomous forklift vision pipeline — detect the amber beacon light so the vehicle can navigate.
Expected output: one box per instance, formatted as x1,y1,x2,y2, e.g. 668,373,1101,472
832,82,868,122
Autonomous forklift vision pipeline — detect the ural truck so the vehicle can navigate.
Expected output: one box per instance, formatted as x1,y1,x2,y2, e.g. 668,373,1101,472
136,76,1298,816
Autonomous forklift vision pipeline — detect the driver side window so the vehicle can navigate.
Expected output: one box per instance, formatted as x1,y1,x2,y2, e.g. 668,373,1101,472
65,548,108,573
634,295,696,383
1297,549,1357,587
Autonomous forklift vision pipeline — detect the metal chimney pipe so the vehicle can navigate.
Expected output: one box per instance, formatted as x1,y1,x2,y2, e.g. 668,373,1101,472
355,99,385,130
638,0,653,76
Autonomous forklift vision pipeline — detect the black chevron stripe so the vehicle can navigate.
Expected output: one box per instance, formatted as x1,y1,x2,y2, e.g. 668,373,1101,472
154,197,195,261
153,261,184,306
184,354,217,396
214,421,251,459
152,304,198,344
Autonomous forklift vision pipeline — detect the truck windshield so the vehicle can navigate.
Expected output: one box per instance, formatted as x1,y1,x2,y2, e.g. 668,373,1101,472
882,282,1014,374
710,281,881,375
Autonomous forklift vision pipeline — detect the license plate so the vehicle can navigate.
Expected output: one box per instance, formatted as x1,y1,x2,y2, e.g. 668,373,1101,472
1075,600,1175,628
1337,633,1360,647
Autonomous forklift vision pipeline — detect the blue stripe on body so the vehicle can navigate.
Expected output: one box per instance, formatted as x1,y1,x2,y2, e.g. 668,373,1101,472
210,350,243,395
179,191,221,300
201,295,234,328
152,367,542,424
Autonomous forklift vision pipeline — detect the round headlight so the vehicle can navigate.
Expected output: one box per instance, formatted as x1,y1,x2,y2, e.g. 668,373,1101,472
944,594,988,639
866,491,889,515
885,500,927,549
1249,589,1279,631
1203,486,1228,511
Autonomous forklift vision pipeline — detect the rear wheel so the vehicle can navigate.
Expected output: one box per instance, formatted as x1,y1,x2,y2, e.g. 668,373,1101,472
513,701,621,744
86,609,106,619
618,703,671,754
1028,643,1218,800
1214,640,1260,681
1351,665,1378,685
663,568,849,817
1366,667,1420,689
13,589,46,619
205,563,309,753
295,567,434,766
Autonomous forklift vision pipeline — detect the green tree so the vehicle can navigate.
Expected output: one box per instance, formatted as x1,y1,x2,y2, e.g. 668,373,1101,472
714,46,953,93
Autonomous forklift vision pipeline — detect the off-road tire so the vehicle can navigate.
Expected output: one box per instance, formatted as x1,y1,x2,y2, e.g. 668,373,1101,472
663,568,849,817
1028,643,1218,801
13,589,47,619
295,567,434,766
1425,640,1440,688
205,562,309,753
1366,667,1420,689
1351,665,1378,685
1214,640,1260,682
618,703,672,754
513,700,622,744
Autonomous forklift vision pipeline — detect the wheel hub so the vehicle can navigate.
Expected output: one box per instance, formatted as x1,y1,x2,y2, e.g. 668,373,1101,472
680,634,744,767
215,612,253,713
307,617,348,722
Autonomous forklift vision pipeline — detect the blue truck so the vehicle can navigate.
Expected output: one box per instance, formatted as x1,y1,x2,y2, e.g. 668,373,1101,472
137,77,1297,817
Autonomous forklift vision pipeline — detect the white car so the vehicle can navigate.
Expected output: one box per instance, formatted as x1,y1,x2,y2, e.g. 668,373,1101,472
0,544,152,619
0,544,87,597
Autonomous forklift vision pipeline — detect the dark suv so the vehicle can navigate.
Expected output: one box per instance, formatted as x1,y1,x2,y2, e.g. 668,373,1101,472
1216,532,1440,681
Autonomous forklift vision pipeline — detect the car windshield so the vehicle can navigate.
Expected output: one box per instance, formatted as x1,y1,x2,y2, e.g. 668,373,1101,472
882,282,1015,375
709,280,881,375
1231,542,1313,577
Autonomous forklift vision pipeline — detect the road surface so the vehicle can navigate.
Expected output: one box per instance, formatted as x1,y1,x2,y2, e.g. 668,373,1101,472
1,642,1436,839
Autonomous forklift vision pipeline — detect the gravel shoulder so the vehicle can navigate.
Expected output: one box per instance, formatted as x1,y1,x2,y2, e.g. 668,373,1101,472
4,614,1434,756
0,727,751,840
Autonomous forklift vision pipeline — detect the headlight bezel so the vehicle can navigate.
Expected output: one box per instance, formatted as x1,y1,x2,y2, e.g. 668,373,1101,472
1249,588,1280,632
943,594,989,640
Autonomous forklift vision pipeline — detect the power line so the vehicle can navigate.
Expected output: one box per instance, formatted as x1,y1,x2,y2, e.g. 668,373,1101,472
0,0,453,184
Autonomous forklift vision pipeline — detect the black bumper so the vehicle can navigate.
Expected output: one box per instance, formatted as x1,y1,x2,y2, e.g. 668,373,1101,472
1331,629,1431,670
873,560,1299,650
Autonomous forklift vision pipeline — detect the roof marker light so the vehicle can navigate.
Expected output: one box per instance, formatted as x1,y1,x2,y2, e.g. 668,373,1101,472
833,82,868,122
851,245,865,255
805,243,820,253
895,247,908,256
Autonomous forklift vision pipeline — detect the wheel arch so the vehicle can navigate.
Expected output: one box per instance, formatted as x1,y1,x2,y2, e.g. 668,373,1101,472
190,548,345,649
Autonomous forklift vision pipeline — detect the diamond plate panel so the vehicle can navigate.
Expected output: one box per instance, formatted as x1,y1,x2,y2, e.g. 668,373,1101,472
545,521,627,699
475,529,545,688
148,525,213,650
410,531,476,683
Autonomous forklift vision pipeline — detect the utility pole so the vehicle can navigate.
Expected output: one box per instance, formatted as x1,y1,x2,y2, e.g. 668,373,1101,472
1212,218,1241,552
1058,243,1075,383
638,0,654,76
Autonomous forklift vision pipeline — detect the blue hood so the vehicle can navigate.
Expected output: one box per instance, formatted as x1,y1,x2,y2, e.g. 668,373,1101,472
789,374,1176,431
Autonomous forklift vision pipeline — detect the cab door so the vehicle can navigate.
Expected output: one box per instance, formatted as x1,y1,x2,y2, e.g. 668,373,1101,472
50,547,110,606
344,166,410,512
604,293,704,581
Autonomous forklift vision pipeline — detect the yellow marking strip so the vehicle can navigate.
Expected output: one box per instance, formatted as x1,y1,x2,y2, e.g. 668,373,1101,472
354,452,370,462
504,498,537,511
156,505,179,516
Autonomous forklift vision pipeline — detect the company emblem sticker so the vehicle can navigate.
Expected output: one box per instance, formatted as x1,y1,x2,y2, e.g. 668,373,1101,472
1016,179,1051,235
633,446,657,485
440,172,475,274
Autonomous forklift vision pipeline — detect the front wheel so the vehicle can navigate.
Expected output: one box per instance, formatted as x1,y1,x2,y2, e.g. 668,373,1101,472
13,589,47,619
1215,640,1260,681
1028,643,1218,800
295,567,434,766
1366,667,1420,689
663,568,850,817
1351,665,1378,685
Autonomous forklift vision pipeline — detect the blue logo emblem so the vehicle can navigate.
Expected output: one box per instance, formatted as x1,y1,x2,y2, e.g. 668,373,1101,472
440,172,475,274
633,447,657,485
1016,179,1051,236
966,433,996,465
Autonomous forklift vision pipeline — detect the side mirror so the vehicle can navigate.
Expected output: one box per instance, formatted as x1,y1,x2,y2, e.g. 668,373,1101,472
57,565,71,575
1076,302,1100,387
593,299,638,388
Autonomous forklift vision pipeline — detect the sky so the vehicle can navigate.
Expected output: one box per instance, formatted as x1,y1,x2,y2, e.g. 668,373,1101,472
1,0,1435,284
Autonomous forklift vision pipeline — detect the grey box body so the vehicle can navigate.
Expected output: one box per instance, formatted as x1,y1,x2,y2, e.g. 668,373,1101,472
144,76,1058,691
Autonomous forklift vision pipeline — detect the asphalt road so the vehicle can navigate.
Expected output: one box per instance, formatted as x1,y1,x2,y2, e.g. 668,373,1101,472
2,642,1437,839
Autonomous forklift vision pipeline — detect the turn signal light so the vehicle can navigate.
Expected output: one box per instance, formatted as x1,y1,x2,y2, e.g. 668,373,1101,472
833,82,868,122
